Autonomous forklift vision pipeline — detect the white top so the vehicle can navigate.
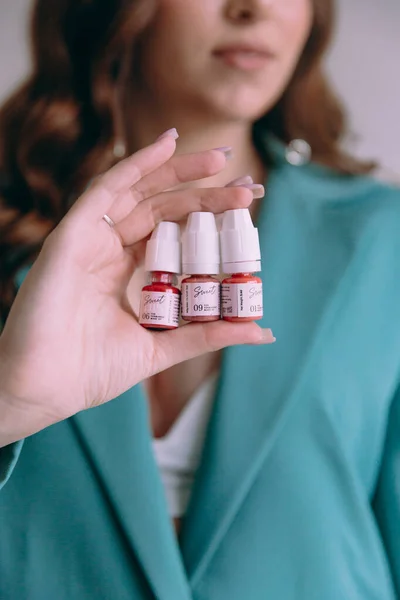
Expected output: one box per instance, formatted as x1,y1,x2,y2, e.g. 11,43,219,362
152,372,218,518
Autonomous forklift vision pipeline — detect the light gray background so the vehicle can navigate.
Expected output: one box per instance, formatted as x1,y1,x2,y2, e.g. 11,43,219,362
0,0,399,177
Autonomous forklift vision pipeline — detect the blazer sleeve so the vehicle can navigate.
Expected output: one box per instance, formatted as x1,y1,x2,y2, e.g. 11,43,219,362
0,262,29,490
373,385,400,597
0,441,24,490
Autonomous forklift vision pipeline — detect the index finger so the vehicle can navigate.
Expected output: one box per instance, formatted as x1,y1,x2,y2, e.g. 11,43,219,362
99,135,178,195
71,135,178,219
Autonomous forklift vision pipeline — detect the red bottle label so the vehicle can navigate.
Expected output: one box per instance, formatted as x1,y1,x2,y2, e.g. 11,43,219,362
181,282,221,317
221,282,263,318
139,291,180,327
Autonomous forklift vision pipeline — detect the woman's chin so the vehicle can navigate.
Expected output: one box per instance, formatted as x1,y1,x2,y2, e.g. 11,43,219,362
212,102,271,124
203,89,274,123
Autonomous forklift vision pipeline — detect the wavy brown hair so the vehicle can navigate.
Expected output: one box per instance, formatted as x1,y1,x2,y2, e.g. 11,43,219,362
0,0,373,321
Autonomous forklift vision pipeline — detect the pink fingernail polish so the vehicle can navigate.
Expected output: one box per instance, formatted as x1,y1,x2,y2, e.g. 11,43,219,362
240,183,265,199
156,128,179,141
214,146,233,160
227,175,254,186
250,330,276,345
261,329,276,343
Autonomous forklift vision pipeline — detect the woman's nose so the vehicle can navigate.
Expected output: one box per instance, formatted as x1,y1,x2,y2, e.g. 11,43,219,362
225,0,273,24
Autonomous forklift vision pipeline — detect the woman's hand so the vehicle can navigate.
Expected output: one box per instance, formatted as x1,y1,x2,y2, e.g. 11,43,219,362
0,131,274,446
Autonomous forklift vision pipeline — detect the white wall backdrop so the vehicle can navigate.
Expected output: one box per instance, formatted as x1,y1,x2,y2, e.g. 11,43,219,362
0,0,399,177
0,0,31,98
326,0,400,178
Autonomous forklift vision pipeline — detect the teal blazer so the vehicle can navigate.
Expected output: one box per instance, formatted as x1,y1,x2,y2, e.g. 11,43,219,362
1,137,400,600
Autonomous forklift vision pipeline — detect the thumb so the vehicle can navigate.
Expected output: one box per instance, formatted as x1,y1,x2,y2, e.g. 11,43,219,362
150,321,275,374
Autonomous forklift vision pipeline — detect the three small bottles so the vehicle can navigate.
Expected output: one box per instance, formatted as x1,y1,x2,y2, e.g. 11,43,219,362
139,208,263,330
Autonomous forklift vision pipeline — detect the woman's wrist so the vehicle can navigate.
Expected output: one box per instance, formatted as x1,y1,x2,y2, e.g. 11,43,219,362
0,368,28,447
0,346,52,447
0,390,25,448
0,385,57,448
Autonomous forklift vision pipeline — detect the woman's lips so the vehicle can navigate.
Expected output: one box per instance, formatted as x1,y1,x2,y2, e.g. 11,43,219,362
214,46,275,71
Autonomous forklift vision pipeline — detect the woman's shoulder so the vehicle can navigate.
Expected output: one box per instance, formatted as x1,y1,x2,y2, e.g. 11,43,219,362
260,132,400,210
278,163,400,268
286,160,400,217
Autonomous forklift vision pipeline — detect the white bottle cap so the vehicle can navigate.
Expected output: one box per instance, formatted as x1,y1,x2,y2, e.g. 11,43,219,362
220,208,261,273
144,221,181,274
182,212,220,275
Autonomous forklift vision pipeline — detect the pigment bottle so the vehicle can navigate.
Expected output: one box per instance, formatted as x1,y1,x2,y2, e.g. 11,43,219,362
139,222,181,330
220,208,263,322
181,212,221,322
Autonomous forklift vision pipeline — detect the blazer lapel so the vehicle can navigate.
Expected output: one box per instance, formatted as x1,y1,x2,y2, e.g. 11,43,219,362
71,385,192,600
180,156,362,585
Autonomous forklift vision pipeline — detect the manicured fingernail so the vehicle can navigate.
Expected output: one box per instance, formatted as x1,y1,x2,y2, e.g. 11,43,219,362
214,146,233,160
156,128,179,141
254,329,275,344
240,183,265,199
226,175,253,187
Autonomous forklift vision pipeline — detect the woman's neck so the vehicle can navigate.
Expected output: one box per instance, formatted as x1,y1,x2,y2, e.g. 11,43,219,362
127,98,266,188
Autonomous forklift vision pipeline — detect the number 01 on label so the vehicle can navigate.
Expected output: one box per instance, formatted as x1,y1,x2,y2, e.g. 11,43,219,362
221,281,263,321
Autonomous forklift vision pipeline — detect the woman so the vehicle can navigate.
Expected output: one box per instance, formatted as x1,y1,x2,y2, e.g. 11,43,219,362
1,0,399,599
